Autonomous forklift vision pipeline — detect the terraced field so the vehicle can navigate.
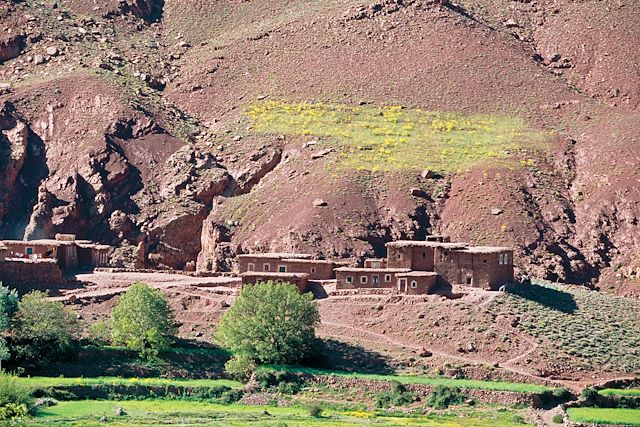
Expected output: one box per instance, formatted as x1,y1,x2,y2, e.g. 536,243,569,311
32,400,534,426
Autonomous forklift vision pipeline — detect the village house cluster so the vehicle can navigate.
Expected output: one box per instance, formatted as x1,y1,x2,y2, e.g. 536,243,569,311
0,234,111,287
237,236,514,294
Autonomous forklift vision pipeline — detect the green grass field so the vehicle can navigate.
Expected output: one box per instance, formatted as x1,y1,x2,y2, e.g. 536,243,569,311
599,388,640,397
567,407,640,426
489,281,640,373
247,101,547,173
263,365,555,393
19,376,241,389
32,400,534,426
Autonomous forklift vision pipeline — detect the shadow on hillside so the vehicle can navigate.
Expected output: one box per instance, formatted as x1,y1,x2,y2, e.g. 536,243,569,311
306,339,395,375
510,283,577,314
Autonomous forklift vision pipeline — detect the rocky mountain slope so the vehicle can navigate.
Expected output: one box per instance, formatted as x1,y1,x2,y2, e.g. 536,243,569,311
0,0,638,292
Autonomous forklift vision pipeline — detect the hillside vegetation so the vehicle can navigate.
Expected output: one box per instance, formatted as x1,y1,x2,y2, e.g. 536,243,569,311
248,101,548,172
489,282,640,373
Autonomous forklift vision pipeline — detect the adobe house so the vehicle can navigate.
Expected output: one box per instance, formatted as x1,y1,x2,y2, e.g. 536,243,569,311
364,258,387,269
386,241,468,271
76,242,111,268
335,267,411,290
434,246,513,290
240,272,310,293
279,258,336,280
2,239,78,270
237,253,337,280
2,234,112,271
0,244,6,263
396,271,438,294
237,253,312,274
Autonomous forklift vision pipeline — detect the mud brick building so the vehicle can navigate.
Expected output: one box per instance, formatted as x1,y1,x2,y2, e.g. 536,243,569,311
238,237,513,295
396,271,438,294
237,253,336,280
1,234,112,272
0,243,5,263
336,238,513,293
335,267,411,289
240,272,310,293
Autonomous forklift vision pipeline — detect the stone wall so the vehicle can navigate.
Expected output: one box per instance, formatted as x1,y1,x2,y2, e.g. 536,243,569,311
0,259,64,289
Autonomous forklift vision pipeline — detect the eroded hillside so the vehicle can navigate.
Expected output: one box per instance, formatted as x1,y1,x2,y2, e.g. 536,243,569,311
0,0,638,290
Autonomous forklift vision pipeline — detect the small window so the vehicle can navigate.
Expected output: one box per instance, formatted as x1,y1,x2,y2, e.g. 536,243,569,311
385,274,392,282
397,253,402,260
278,265,287,273
26,247,33,255
311,267,316,274
263,263,271,271
466,276,472,285
483,259,487,264
504,253,509,265
422,252,426,258
248,263,256,271
360,276,368,284
372,275,379,285
346,276,353,283
411,281,418,289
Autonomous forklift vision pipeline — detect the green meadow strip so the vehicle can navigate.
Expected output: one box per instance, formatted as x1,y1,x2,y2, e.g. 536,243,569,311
19,376,242,389
262,365,555,393
567,407,640,426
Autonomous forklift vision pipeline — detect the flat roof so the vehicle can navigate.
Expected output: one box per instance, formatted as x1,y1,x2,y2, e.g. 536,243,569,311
2,239,71,247
397,271,438,277
455,246,512,254
280,258,333,264
237,253,312,259
76,243,112,250
334,267,411,273
240,272,310,278
386,241,468,249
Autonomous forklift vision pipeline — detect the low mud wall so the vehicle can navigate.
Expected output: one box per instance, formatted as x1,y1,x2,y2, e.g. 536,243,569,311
0,260,63,288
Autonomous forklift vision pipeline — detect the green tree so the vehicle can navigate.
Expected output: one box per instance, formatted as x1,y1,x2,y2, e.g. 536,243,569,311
0,285,18,370
11,291,79,368
215,281,320,367
111,283,177,358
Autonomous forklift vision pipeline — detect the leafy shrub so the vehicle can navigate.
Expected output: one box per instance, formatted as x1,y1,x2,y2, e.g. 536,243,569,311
375,381,415,408
581,387,599,405
553,388,572,401
11,292,79,368
88,320,111,346
254,369,304,395
215,282,320,365
307,403,323,418
224,354,256,382
0,403,28,423
111,283,178,359
551,413,563,424
220,389,244,404
424,385,466,409
0,372,31,408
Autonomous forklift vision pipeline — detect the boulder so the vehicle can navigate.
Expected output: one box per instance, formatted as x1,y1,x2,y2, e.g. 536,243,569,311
410,188,428,198
46,46,59,56
313,199,328,207
491,207,503,215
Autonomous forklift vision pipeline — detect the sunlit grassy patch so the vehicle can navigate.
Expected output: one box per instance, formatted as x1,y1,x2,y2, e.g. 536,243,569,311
567,407,640,426
247,101,548,173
